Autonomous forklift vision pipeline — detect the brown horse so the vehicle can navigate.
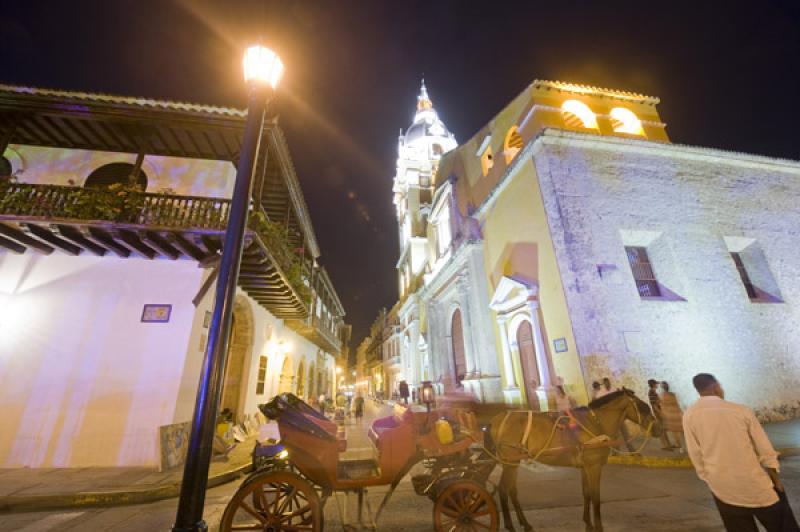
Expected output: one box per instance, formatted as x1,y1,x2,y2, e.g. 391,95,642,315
488,389,659,532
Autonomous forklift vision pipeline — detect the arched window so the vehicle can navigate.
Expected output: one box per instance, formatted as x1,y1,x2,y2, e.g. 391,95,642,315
561,100,598,129
610,107,645,136
432,143,444,156
480,146,493,176
84,162,147,190
503,126,524,164
451,309,467,387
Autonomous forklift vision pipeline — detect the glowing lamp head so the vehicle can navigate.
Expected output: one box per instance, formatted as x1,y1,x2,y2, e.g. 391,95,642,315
243,45,284,89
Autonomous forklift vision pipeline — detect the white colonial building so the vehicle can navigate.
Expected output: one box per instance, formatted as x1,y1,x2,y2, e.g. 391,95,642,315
0,85,349,468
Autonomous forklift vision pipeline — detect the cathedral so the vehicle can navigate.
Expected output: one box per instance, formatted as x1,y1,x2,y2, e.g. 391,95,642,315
379,79,800,418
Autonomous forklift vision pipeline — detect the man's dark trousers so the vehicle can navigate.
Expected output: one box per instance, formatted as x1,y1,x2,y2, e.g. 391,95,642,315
713,491,799,532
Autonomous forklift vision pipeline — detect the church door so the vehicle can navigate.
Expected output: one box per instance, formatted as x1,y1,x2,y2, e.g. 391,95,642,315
516,320,540,409
451,309,467,387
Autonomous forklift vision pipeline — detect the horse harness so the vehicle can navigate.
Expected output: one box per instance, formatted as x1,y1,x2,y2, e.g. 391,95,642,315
493,395,653,464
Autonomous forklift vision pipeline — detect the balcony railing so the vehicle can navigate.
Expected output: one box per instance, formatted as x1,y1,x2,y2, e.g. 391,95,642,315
0,181,310,319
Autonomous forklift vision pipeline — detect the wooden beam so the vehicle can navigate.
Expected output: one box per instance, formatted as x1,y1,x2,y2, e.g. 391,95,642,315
116,229,157,259
167,232,207,262
24,223,82,255
141,231,180,260
0,223,54,254
201,235,222,254
54,225,106,256
0,234,25,254
198,253,220,269
193,264,219,307
85,227,131,258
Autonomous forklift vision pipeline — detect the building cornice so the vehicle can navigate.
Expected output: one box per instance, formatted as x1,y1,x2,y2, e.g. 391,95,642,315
476,128,800,219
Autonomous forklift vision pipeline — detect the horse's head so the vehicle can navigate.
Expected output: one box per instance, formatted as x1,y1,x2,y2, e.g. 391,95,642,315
619,388,661,437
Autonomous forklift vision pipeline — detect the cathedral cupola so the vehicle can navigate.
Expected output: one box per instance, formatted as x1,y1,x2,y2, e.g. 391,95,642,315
403,79,456,148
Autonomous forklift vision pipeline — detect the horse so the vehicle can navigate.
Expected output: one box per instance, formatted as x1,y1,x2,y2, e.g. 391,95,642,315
488,389,660,532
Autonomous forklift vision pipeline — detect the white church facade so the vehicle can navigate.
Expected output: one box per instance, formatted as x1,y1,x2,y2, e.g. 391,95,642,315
383,79,800,419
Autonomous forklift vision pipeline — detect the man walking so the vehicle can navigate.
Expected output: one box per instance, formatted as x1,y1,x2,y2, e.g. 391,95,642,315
683,373,798,531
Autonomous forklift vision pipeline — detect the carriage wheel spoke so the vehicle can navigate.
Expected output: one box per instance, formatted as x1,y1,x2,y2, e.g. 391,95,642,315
471,519,493,530
237,500,267,524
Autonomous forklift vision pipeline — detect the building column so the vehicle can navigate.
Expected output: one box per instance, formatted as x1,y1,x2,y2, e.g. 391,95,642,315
457,275,479,376
527,296,556,409
496,316,516,388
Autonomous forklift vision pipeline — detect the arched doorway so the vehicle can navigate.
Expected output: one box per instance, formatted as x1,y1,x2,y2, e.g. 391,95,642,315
308,363,316,400
220,296,254,422
516,320,540,409
451,309,467,387
296,361,306,398
278,356,294,394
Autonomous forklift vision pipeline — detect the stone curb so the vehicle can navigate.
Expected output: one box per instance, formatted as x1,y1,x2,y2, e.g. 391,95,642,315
607,447,800,469
0,463,252,514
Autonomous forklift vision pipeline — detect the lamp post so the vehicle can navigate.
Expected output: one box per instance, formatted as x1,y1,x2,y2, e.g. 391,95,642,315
172,45,284,532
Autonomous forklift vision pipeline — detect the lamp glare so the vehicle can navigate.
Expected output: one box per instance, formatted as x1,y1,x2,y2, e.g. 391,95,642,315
243,45,284,89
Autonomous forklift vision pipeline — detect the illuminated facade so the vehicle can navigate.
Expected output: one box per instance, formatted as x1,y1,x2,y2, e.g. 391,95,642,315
388,79,800,418
0,85,348,468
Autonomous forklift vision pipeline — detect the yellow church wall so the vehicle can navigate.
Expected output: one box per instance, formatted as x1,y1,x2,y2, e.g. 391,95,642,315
480,158,589,404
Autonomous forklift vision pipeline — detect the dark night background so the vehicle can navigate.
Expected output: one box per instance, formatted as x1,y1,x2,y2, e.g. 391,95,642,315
2,0,799,348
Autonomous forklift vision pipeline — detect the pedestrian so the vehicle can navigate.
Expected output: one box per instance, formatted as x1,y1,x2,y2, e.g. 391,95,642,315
659,381,685,453
683,373,798,532
354,393,365,422
399,380,410,405
590,381,602,400
555,384,576,414
648,378,675,450
599,377,613,398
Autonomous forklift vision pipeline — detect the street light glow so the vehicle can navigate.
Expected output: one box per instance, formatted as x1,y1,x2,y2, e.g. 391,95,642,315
243,45,284,89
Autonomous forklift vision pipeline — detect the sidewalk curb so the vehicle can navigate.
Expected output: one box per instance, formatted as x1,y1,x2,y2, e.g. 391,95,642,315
0,463,252,514
607,447,800,469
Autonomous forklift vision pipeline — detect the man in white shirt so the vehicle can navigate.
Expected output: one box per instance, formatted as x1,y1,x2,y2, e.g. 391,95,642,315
683,373,798,531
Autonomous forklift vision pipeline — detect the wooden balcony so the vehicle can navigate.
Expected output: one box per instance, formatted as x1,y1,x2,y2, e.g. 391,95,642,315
286,314,343,355
0,182,308,319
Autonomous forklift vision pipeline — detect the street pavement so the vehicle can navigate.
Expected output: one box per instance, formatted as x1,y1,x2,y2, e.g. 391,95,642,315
1,400,799,531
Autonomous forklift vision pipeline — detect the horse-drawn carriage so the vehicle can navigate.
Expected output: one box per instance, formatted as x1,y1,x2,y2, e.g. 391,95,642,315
220,393,499,531
219,389,658,532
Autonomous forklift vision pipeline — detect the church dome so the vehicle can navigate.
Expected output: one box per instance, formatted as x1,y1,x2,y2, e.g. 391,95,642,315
402,80,455,147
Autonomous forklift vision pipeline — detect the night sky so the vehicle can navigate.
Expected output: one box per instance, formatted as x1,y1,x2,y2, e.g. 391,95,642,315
3,0,800,346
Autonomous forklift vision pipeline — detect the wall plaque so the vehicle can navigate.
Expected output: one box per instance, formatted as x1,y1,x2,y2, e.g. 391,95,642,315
553,337,568,353
141,304,172,323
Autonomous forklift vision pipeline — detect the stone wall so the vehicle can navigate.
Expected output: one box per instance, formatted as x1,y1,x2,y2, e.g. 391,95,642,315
534,131,800,419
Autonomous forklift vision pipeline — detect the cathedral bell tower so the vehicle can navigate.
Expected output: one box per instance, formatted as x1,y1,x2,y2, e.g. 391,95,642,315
393,80,458,297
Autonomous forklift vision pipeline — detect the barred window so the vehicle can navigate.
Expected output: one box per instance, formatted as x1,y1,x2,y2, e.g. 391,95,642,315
731,252,757,300
256,356,268,395
625,246,661,298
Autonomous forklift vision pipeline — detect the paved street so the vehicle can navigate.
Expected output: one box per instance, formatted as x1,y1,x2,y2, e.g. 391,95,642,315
1,400,799,531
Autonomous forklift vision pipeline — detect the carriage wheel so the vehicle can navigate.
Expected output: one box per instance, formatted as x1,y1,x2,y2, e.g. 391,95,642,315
433,480,498,532
220,470,322,531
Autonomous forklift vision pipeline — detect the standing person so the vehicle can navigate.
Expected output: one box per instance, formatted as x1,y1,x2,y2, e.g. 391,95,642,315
684,373,798,532
555,384,576,414
590,381,602,400
599,377,613,397
659,381,685,453
648,379,675,450
399,380,410,405
354,393,365,423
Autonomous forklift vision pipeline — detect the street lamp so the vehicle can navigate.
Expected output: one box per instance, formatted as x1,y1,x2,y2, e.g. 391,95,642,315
173,44,283,532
